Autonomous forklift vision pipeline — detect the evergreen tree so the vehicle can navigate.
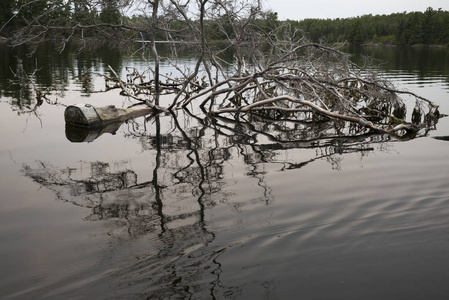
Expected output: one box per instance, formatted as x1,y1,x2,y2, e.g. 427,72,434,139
71,0,95,24
13,0,51,28
348,19,365,45
99,0,121,25
422,7,437,44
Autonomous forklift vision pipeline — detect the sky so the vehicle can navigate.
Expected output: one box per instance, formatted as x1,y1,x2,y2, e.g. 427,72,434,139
265,0,449,21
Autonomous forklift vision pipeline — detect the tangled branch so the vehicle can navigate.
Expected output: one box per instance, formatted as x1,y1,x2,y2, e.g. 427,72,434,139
7,0,441,140
107,41,439,138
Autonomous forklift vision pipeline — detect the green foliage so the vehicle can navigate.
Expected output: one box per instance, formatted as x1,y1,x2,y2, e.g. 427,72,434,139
2,2,448,47
291,7,449,46
98,0,121,25
11,1,70,25
71,0,96,25
0,0,121,39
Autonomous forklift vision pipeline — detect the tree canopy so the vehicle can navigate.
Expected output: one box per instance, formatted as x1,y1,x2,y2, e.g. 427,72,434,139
1,1,448,46
289,7,449,46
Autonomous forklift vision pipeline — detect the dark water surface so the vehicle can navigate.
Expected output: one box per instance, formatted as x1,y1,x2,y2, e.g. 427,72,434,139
1,43,449,300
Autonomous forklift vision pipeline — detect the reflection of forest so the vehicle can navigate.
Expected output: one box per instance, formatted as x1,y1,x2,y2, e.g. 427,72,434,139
19,110,395,298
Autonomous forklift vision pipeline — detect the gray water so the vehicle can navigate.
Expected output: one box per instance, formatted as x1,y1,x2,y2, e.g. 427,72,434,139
1,43,449,299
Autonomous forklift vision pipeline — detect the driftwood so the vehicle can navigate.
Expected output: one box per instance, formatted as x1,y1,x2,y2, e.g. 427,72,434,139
64,104,154,142
64,104,153,128
65,122,124,143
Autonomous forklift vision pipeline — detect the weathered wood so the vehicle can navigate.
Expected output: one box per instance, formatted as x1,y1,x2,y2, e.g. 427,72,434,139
64,104,153,128
65,122,124,143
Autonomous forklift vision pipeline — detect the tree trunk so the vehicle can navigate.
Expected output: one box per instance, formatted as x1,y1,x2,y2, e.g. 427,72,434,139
64,104,153,128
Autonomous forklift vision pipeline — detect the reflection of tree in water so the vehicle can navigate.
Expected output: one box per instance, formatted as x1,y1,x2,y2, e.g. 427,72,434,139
21,112,398,299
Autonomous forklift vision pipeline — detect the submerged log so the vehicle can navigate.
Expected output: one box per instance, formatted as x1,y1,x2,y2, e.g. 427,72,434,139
66,122,123,143
64,104,153,128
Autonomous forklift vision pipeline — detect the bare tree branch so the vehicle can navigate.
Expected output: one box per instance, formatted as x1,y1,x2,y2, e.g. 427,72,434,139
7,0,441,139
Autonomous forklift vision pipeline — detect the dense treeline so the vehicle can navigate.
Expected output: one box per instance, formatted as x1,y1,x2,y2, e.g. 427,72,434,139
0,0,122,38
0,0,280,45
1,1,448,47
289,7,449,46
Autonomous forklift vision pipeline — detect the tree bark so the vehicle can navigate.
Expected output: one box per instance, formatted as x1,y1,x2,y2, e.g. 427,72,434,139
64,104,153,128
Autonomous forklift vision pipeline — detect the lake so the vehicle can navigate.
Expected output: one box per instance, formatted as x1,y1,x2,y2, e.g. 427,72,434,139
1,42,449,300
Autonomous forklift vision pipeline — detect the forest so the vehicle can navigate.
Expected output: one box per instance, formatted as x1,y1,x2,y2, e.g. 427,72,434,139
290,7,449,46
1,1,448,46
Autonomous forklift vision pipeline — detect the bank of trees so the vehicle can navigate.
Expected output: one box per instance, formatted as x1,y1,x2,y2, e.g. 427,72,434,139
290,7,449,45
0,0,122,39
2,2,448,47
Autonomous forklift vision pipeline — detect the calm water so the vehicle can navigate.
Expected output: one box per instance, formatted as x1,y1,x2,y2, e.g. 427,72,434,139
1,43,449,300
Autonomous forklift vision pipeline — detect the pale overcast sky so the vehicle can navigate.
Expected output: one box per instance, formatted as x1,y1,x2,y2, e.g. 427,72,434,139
265,0,449,20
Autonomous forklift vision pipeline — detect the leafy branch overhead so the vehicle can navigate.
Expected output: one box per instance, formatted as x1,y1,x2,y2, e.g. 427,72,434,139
4,0,442,140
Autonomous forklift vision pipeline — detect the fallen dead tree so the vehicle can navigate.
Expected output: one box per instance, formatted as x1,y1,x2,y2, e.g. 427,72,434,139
7,0,442,140
93,42,440,139
64,103,153,128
